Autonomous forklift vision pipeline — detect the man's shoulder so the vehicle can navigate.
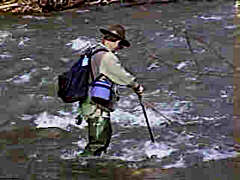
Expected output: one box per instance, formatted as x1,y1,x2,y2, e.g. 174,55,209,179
92,44,110,56
92,43,119,62
101,51,119,62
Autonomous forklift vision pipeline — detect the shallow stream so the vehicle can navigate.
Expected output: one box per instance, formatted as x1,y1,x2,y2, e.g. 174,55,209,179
0,1,239,179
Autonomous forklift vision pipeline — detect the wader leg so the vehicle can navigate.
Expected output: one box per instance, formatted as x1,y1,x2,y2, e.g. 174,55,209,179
85,109,112,155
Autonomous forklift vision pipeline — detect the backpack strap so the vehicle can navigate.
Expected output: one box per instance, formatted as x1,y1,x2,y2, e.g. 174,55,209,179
89,48,109,82
91,48,109,56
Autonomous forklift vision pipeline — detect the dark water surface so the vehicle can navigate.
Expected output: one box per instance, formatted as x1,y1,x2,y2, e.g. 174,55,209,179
0,1,239,179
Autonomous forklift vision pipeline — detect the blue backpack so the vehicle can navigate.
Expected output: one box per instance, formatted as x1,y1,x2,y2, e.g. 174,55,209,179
58,48,108,103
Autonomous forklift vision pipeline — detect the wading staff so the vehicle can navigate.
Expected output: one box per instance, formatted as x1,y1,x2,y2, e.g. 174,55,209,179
138,94,155,143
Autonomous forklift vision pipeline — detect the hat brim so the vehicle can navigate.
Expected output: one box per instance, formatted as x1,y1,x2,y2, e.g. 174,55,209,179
100,28,130,47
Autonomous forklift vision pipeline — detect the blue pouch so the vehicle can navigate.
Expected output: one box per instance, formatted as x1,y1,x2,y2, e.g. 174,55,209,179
90,79,113,106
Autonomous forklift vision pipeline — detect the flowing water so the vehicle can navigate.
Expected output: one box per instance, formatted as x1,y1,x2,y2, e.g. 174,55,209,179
0,0,239,179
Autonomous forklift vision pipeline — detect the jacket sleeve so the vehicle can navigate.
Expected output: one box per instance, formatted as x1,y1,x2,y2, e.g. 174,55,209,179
99,52,138,87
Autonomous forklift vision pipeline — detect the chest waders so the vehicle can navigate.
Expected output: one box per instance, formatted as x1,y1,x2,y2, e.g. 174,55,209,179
80,104,112,156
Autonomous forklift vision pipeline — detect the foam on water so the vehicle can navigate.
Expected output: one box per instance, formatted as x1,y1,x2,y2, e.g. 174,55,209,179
111,107,171,127
76,9,90,13
60,148,81,160
24,102,82,131
112,95,193,127
115,133,237,167
220,86,233,101
0,53,12,60
190,148,237,162
42,66,51,71
0,31,12,43
144,141,177,159
224,25,237,30
164,35,186,43
117,141,176,161
6,69,36,84
109,129,237,168
163,34,187,48
13,74,31,83
199,15,223,21
18,37,30,48
147,62,160,71
60,139,87,160
176,61,194,70
21,57,33,61
21,114,35,121
22,16,46,20
32,111,87,131
163,157,185,169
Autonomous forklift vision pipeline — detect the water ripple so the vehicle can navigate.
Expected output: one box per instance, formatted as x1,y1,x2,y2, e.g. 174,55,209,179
0,53,12,60
199,15,223,21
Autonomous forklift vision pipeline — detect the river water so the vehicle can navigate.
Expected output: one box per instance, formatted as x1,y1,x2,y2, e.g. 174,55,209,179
0,0,239,179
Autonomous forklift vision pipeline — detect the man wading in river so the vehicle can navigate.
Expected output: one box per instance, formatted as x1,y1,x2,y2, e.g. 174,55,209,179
77,24,144,157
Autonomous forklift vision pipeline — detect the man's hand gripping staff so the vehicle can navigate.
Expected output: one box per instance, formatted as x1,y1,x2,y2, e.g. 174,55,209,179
132,83,144,97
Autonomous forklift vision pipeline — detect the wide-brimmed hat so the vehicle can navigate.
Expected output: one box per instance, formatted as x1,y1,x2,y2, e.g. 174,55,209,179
100,24,130,47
